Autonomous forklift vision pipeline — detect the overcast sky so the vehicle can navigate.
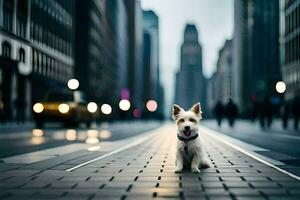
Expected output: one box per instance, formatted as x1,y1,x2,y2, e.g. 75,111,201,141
141,0,233,114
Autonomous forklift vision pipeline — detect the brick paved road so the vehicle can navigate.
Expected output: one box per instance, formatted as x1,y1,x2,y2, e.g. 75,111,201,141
1,124,300,200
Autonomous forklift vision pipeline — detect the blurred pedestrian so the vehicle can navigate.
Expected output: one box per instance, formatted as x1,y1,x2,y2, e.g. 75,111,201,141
214,101,224,127
282,103,289,129
251,99,259,122
0,100,4,124
225,98,238,127
259,97,273,129
14,98,25,124
292,95,300,130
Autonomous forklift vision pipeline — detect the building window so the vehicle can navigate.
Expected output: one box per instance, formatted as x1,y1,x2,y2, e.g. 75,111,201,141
1,42,12,59
19,48,26,63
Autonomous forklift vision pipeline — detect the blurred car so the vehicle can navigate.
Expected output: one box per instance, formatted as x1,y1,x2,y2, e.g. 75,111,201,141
32,91,93,127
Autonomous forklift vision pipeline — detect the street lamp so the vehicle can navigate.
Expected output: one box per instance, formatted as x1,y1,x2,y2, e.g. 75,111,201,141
101,104,112,115
276,81,286,94
119,99,131,111
67,79,79,90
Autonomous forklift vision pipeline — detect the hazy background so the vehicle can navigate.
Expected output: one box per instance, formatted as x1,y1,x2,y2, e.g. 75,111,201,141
141,0,234,112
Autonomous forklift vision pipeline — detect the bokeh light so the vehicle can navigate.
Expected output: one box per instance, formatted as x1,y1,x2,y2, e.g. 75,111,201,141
119,99,131,111
58,103,70,113
33,103,44,113
87,129,98,138
32,129,44,137
276,81,286,94
133,108,141,118
87,102,98,113
65,129,77,141
146,100,158,112
101,104,112,115
88,146,100,151
99,130,112,139
67,79,79,90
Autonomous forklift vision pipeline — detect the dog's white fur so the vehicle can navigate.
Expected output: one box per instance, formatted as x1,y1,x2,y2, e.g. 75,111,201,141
172,103,210,173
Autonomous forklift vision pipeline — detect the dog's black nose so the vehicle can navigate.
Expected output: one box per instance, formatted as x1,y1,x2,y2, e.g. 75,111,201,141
184,126,190,131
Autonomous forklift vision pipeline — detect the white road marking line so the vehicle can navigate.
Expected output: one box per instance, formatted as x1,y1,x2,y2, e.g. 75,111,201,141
65,127,165,172
200,126,300,181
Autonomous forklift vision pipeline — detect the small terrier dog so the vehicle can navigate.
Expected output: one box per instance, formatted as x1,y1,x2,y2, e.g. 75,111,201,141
172,103,210,173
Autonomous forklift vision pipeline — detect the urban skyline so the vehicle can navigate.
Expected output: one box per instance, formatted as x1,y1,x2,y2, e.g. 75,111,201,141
0,0,165,122
0,1,300,200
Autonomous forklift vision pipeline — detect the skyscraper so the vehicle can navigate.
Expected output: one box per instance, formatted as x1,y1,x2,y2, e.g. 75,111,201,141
74,0,128,111
280,0,300,101
216,40,234,104
175,24,205,110
124,0,144,112
233,0,281,114
143,10,164,119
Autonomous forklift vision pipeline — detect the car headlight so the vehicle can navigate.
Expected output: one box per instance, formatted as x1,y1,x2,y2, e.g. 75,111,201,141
58,103,70,113
33,103,44,113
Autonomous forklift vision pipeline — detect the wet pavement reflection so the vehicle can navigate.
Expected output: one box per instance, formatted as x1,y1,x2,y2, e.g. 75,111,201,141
0,121,162,158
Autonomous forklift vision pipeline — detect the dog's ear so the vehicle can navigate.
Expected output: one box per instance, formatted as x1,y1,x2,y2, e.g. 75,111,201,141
190,102,202,118
172,104,183,120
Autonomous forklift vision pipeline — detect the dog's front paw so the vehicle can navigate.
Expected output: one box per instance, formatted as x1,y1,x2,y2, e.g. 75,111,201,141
191,167,201,173
175,168,183,173
201,159,211,168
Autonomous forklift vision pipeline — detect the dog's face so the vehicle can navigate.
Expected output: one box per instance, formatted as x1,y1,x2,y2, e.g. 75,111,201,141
172,103,202,138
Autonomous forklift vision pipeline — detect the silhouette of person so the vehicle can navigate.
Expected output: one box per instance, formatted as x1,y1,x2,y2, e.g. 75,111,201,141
0,100,4,124
251,99,259,122
259,97,273,129
14,98,25,124
292,95,300,130
214,101,224,127
225,98,238,127
282,102,289,129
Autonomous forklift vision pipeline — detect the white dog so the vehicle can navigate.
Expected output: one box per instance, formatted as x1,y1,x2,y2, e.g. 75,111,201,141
172,103,210,173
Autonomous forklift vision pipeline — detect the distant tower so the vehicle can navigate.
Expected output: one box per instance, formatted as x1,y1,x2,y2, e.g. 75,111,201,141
175,24,205,110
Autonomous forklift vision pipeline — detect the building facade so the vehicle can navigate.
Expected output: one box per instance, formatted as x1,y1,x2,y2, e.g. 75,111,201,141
206,72,217,118
124,0,144,113
216,40,234,104
74,0,128,114
233,0,281,115
280,0,300,101
175,24,206,111
142,10,164,119
0,0,74,122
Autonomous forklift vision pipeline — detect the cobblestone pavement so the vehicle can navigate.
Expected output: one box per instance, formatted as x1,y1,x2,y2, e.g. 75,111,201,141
1,124,300,200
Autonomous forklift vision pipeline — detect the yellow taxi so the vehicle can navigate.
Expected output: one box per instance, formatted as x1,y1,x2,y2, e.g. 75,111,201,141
32,91,93,127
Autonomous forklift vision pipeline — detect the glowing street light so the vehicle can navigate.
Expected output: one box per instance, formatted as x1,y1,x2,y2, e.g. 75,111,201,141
87,102,98,113
67,79,79,90
101,104,112,115
119,99,131,111
146,100,158,112
276,81,286,94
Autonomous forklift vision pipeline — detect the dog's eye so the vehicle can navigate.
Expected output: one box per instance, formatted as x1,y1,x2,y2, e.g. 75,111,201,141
189,118,196,122
179,119,184,123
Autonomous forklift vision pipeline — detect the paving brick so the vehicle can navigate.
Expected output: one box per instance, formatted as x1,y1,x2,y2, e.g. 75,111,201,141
1,125,300,199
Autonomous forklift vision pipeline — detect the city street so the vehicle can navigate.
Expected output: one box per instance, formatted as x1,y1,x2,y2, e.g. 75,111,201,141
0,0,299,199
1,122,300,199
0,121,162,159
201,120,300,176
